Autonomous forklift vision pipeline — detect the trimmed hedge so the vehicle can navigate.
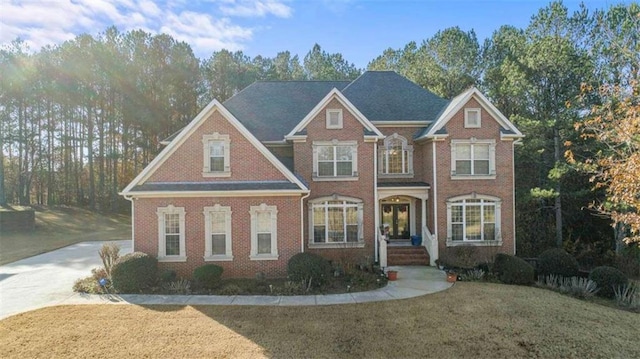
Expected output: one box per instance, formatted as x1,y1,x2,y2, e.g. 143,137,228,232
111,252,158,293
193,264,224,289
287,252,332,288
493,253,535,285
589,266,628,298
538,248,579,277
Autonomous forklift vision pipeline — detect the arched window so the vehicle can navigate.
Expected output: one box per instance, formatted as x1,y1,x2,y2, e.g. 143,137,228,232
379,134,413,175
446,195,502,245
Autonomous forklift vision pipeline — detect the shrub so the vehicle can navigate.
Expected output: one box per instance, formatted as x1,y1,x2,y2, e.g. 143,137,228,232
218,284,242,295
193,264,224,289
589,266,628,298
557,277,598,299
111,252,158,293
460,268,486,282
493,253,534,285
159,269,177,283
287,252,332,289
614,283,639,309
538,248,579,277
98,242,120,279
162,279,191,294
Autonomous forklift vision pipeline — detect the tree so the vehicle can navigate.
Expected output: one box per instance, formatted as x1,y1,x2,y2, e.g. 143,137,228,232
303,44,361,80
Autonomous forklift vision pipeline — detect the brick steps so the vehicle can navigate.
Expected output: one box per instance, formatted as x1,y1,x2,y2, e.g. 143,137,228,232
387,246,430,266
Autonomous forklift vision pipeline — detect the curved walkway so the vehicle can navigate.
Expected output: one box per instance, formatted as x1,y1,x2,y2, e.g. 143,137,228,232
0,241,452,320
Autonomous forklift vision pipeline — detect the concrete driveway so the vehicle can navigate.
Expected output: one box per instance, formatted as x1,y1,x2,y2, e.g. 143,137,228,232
0,240,131,320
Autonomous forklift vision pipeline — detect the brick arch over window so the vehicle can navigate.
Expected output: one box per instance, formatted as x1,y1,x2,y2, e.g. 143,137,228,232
379,133,413,176
446,194,502,247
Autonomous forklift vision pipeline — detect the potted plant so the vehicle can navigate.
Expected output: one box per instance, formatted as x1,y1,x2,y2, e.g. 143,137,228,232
446,271,457,283
387,270,398,281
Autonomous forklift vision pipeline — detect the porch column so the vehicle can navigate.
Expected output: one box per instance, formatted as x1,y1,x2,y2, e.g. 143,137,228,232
421,197,426,235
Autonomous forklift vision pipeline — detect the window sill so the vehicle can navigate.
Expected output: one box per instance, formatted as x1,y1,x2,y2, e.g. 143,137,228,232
204,255,234,262
446,240,502,247
312,176,359,182
309,242,365,249
202,171,231,178
378,173,414,179
250,254,279,261
450,175,496,180
158,256,187,262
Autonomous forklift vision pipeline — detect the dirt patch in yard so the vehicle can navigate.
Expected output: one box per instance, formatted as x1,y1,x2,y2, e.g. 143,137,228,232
0,206,130,265
1,282,638,358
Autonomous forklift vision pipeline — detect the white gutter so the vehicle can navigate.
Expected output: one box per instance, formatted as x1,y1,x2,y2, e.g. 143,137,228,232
124,195,135,250
300,191,311,253
374,141,379,262
432,141,438,258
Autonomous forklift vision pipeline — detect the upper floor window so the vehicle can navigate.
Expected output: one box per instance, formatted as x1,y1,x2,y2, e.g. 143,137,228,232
249,203,278,260
379,133,413,176
309,196,364,247
312,141,358,180
446,195,502,245
451,139,496,179
326,109,343,129
202,133,230,177
156,205,186,262
203,205,233,261
464,108,481,128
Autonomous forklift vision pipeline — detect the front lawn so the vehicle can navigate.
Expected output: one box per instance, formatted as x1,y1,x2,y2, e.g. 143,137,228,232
1,282,637,358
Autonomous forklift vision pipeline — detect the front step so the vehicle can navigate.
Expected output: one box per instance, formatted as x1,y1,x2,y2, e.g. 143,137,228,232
387,246,430,266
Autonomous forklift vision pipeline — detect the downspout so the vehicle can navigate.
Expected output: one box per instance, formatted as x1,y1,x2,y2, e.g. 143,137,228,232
431,141,438,258
373,142,379,263
300,191,311,253
124,195,135,250
512,139,522,255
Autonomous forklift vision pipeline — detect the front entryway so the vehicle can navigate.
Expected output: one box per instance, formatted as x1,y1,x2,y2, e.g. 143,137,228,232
381,203,410,239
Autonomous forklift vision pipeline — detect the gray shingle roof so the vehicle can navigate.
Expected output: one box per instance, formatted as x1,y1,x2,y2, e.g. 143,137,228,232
131,181,303,192
377,181,431,188
342,71,449,122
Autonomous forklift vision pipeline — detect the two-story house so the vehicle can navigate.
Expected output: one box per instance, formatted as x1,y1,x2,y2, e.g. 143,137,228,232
120,71,523,278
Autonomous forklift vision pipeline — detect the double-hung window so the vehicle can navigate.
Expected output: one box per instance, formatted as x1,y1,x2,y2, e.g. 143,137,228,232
310,197,364,247
203,205,232,261
447,196,501,245
379,133,413,176
202,133,230,177
156,205,186,261
313,141,358,179
451,139,496,178
250,204,278,260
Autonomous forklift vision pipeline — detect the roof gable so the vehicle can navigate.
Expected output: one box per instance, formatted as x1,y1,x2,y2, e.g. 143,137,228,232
121,100,308,194
419,87,523,139
285,88,384,139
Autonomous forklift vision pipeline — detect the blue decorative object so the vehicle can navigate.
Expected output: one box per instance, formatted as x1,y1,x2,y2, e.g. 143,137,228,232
99,278,107,287
411,235,422,246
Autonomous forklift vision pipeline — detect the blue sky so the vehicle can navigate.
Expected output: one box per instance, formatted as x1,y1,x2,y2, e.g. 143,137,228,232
1,0,625,68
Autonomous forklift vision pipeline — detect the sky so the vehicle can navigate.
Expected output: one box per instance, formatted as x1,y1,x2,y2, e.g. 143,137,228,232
0,0,626,68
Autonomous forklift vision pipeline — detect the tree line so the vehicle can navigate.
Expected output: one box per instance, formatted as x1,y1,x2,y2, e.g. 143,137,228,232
1,2,638,258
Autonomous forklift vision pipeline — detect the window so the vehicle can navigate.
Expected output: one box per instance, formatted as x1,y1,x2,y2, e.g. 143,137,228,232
312,141,358,180
203,205,232,261
309,197,364,247
447,195,501,245
202,133,230,177
250,204,278,260
451,139,496,178
464,108,481,128
379,133,413,175
326,109,343,129
156,205,186,261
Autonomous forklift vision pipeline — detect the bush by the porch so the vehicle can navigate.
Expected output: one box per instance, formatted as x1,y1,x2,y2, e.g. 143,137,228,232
287,252,332,288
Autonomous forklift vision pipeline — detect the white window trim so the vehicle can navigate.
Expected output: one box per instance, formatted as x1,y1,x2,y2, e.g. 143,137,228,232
308,195,365,249
156,205,187,262
446,194,502,247
450,138,496,179
203,205,233,261
464,108,481,128
378,133,414,177
249,203,279,260
312,140,358,181
202,133,231,177
326,109,343,129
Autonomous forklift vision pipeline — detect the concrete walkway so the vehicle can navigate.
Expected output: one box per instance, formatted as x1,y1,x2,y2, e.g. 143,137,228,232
1,241,452,320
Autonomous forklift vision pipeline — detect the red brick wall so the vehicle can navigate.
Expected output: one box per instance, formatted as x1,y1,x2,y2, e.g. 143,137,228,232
293,98,377,262
147,109,288,183
133,195,302,278
433,97,516,257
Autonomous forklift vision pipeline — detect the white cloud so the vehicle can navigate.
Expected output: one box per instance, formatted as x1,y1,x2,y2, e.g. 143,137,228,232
0,0,292,57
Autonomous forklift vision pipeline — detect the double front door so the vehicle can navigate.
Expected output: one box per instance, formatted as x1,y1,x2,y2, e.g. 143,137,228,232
381,203,410,239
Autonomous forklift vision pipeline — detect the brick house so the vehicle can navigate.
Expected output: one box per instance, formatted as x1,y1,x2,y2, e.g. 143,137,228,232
120,71,523,278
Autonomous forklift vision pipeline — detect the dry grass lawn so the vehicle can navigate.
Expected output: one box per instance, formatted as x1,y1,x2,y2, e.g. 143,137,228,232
0,206,130,265
1,282,638,358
